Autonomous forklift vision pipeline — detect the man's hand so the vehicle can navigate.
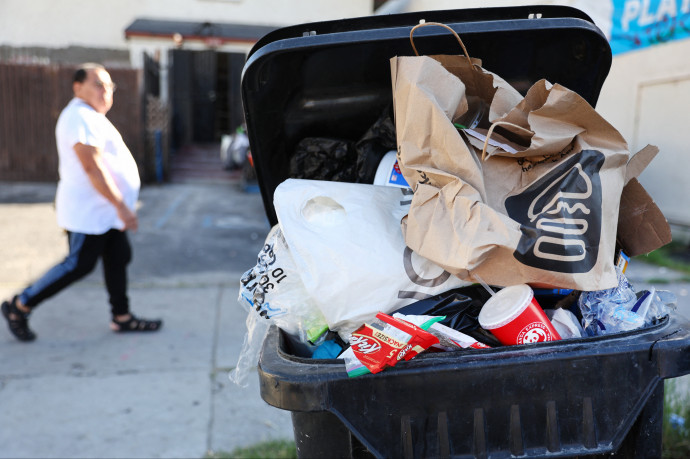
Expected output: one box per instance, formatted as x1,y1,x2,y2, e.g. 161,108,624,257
116,202,138,232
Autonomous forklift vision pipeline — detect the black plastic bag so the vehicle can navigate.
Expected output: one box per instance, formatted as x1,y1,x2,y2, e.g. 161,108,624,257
394,285,502,347
289,106,396,183
289,137,356,181
354,106,397,184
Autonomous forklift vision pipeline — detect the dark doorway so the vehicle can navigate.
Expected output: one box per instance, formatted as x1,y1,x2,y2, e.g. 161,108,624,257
170,49,245,147
168,49,245,182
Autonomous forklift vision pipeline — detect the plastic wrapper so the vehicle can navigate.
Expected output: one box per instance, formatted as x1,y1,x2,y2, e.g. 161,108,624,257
654,289,677,316
393,285,500,347
579,270,639,335
340,347,370,378
309,330,348,359
376,313,439,362
343,312,439,377
578,269,675,336
394,313,491,350
638,288,676,325
228,310,270,388
545,308,585,339
238,225,329,349
232,226,331,386
311,338,346,359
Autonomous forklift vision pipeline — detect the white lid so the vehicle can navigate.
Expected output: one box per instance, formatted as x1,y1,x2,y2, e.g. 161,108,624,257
478,284,534,330
373,150,409,188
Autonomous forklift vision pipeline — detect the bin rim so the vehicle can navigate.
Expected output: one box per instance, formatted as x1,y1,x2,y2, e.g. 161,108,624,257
246,4,597,61
262,313,688,373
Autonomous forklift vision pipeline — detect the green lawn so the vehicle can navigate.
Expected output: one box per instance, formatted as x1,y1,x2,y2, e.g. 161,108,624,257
206,440,296,459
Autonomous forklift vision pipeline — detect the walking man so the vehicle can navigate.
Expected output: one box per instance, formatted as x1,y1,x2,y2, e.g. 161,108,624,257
2,63,162,341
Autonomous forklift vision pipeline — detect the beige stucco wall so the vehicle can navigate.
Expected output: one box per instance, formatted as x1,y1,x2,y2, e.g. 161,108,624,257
0,0,373,49
597,39,690,227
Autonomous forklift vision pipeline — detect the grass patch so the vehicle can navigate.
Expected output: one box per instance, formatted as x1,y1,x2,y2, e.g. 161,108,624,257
206,439,296,459
646,278,672,285
636,241,690,275
664,378,690,458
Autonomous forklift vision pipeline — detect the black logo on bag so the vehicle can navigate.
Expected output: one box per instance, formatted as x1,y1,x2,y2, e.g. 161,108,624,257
505,149,605,273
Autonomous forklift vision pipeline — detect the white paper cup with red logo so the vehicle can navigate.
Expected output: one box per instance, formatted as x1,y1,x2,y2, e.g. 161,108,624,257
478,284,561,345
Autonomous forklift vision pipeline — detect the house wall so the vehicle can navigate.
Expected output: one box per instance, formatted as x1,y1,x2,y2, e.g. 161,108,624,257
596,38,690,228
0,0,373,52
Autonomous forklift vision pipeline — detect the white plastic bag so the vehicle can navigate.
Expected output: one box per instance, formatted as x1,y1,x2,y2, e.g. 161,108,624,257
232,225,330,387
239,224,329,346
274,179,470,339
228,310,269,388
545,308,585,339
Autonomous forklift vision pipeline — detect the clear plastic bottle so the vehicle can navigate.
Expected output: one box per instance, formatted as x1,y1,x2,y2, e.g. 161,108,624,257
454,95,489,130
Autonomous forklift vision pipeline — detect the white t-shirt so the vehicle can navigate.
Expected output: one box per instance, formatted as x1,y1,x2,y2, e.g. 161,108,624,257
55,98,141,234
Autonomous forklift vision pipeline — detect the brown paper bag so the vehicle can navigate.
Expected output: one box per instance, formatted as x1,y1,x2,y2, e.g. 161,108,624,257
391,23,630,290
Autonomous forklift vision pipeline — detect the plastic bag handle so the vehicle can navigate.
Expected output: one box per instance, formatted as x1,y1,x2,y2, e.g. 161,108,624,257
410,22,473,67
481,121,525,161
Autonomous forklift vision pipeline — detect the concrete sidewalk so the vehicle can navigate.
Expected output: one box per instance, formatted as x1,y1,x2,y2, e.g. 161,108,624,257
2,180,690,458
0,181,293,458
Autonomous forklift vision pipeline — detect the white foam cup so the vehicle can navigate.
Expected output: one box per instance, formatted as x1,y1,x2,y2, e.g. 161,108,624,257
478,284,561,345
373,151,410,188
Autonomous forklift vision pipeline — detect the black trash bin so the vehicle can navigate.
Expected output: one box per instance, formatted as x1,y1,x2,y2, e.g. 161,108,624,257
240,5,690,458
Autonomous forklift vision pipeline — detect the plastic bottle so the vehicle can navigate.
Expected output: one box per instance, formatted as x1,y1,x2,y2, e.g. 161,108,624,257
454,95,489,130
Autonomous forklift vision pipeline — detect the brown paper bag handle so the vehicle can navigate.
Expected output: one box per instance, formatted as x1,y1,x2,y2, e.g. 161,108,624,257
410,22,473,67
481,121,525,161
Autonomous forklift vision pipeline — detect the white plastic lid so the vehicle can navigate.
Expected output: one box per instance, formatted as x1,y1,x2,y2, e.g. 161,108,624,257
478,284,534,330
373,150,409,188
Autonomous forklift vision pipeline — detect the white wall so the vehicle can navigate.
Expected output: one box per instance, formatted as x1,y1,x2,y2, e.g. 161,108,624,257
376,0,613,37
596,39,690,227
0,0,373,49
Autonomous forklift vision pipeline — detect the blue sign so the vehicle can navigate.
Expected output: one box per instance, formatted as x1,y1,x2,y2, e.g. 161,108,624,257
610,0,690,54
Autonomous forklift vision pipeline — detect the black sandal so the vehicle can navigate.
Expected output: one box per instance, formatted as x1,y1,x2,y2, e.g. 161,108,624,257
111,315,163,333
2,296,36,342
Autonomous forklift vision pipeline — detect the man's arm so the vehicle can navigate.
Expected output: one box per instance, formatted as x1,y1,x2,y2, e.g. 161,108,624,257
73,142,138,231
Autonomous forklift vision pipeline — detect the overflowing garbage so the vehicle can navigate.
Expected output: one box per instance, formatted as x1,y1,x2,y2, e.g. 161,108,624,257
232,173,675,383
231,21,678,385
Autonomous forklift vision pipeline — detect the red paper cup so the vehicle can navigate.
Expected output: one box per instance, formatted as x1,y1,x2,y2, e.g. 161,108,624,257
478,284,561,345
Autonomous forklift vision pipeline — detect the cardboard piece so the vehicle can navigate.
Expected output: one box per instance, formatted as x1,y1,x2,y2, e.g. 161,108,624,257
617,177,672,257
625,144,659,184
616,145,671,257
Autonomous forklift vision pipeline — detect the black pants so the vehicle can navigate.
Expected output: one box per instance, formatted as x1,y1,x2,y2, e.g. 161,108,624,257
19,229,132,317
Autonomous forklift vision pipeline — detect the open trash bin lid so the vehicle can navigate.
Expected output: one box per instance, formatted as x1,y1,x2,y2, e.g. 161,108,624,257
241,5,611,226
240,5,690,458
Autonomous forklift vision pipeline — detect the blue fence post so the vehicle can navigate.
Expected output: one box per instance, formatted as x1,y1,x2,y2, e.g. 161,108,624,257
154,129,163,183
